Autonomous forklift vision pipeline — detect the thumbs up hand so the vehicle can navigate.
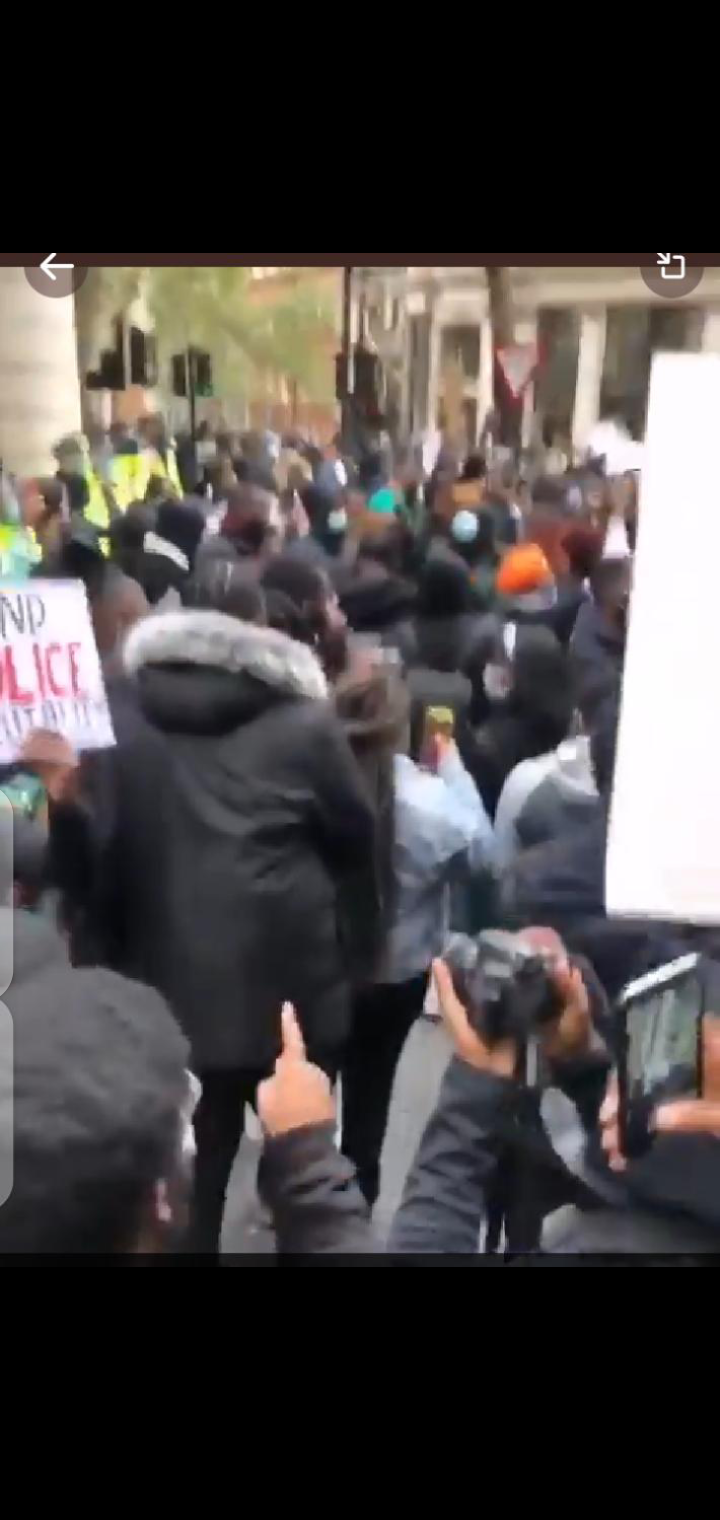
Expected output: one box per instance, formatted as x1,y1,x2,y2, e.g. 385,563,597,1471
257,1005,335,1137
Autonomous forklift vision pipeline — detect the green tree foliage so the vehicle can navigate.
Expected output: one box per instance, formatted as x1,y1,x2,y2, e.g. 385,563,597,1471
75,265,335,405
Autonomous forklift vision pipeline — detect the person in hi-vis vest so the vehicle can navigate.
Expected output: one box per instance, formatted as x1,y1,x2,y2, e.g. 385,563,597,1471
106,422,150,510
54,435,114,553
138,415,182,498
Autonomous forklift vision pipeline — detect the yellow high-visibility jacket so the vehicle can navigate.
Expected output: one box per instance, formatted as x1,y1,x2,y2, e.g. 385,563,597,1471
142,445,182,497
84,469,110,529
108,452,150,511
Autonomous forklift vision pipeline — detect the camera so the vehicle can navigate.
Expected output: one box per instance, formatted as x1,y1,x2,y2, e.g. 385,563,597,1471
444,930,565,1077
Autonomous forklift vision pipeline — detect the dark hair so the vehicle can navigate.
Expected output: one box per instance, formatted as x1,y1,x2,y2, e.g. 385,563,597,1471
138,499,205,605
511,625,574,750
0,935,189,1253
108,502,156,580
300,483,347,556
51,529,107,599
221,484,278,558
460,452,487,483
184,559,266,623
301,483,334,530
55,471,89,516
358,450,385,492
357,521,411,577
156,500,205,563
264,587,309,641
233,458,278,494
416,550,471,618
335,668,410,972
590,556,631,605
262,554,325,608
262,555,327,644
562,524,604,583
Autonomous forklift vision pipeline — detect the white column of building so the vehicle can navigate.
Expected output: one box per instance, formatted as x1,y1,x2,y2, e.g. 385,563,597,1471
0,269,82,477
572,309,607,455
702,309,720,352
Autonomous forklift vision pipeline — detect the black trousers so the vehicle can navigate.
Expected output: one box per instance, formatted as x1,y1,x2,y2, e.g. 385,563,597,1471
341,972,430,1209
188,1051,337,1256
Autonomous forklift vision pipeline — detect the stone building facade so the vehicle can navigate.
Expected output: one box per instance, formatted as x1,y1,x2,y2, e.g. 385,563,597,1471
355,265,720,451
0,268,82,476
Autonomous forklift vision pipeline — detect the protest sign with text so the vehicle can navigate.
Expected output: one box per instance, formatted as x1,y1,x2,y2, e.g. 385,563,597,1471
0,580,115,763
607,353,720,924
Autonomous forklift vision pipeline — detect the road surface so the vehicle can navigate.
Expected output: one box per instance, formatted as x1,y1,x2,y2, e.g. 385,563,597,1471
222,1018,450,1254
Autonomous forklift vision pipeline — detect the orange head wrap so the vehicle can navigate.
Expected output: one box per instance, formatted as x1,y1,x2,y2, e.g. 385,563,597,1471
497,543,553,597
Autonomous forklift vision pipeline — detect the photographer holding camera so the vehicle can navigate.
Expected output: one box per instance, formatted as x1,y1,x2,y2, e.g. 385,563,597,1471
389,930,618,1256
389,942,720,1257
259,935,720,1258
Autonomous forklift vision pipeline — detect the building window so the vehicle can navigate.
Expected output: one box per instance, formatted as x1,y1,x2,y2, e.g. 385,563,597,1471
441,324,480,381
536,308,581,446
602,305,704,437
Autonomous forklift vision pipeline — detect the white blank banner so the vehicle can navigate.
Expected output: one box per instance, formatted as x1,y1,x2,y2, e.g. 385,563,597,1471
606,353,720,925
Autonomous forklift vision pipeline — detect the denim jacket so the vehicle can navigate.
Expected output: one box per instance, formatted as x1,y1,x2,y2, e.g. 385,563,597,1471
384,749,494,984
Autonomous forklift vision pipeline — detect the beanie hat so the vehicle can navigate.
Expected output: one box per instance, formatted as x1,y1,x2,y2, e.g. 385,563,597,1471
262,555,324,611
497,544,553,597
155,501,205,567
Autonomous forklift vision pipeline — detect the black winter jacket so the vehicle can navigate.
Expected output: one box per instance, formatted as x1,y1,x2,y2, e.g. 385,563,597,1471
70,611,376,1071
570,600,625,714
338,569,416,656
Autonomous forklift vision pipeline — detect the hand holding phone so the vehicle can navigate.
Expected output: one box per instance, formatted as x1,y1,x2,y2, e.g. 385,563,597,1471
422,706,455,770
19,730,79,805
614,955,710,1159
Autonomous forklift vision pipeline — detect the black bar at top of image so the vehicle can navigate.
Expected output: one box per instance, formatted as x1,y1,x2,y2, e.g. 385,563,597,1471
4,252,718,267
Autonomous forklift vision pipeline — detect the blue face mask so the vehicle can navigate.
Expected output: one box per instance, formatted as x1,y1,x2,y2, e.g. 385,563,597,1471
327,508,348,534
451,510,479,546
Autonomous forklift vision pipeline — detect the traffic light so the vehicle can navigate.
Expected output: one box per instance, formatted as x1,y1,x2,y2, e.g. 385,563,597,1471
130,327,158,387
86,321,158,391
172,350,214,398
86,318,125,391
354,347,381,405
171,353,188,398
190,350,214,398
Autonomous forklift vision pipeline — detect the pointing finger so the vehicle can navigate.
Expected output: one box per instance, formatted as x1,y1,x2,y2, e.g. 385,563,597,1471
281,1002,306,1063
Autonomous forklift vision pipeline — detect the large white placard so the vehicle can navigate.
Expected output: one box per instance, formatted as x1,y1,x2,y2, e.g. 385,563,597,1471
606,353,720,924
0,580,115,763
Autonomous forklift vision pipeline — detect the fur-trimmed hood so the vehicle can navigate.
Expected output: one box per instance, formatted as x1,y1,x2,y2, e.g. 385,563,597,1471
124,609,327,738
124,609,327,702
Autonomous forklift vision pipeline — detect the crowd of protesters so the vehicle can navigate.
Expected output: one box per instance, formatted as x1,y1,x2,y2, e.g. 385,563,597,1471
1,417,720,1261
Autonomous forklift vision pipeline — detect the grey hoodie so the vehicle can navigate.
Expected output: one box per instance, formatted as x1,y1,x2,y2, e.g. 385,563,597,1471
493,736,598,871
